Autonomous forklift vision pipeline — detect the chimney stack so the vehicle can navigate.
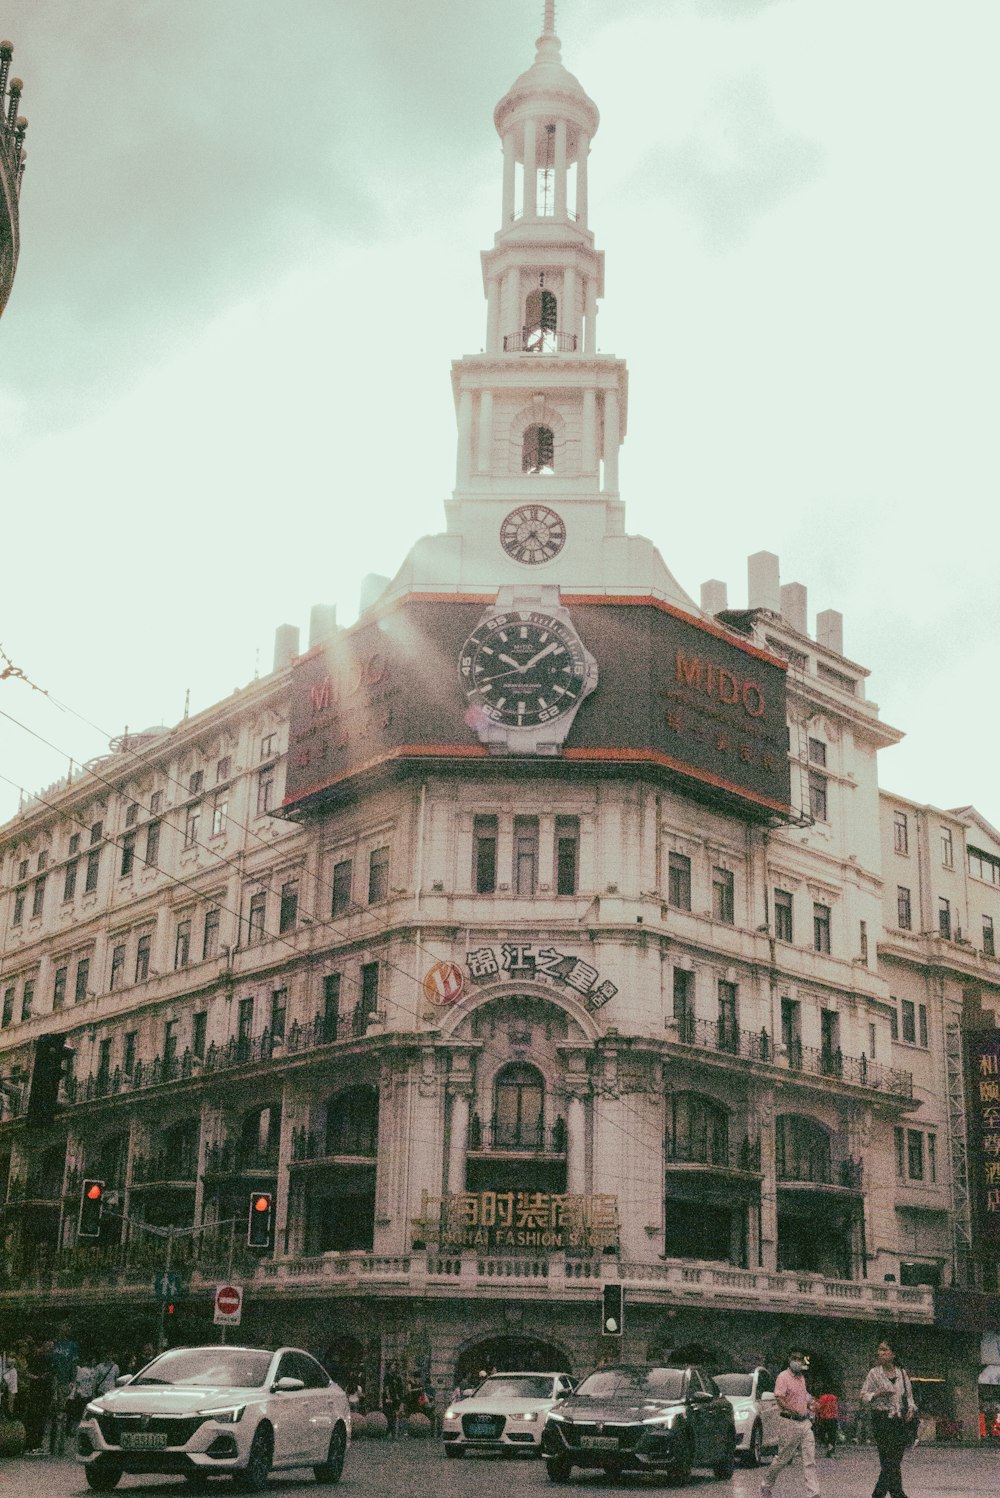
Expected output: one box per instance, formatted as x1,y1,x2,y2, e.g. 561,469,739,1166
308,604,337,649
700,579,728,614
747,551,780,612
780,582,808,635
816,609,844,655
272,624,300,673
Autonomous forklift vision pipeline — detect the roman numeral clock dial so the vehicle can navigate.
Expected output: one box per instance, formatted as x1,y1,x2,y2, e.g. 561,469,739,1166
500,505,566,565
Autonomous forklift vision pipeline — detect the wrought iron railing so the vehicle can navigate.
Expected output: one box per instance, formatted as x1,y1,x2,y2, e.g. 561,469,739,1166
672,1015,912,1098
290,1126,378,1163
467,1115,567,1153
777,1156,864,1190
664,1135,761,1172
131,1152,197,1186
202,1140,279,1177
503,329,578,353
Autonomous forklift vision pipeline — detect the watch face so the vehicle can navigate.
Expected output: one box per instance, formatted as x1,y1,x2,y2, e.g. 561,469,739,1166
499,505,566,565
459,610,592,729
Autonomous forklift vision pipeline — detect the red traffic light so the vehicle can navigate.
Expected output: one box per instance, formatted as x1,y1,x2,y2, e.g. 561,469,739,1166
78,1178,106,1239
252,1195,269,1213
86,1182,103,1201
247,1190,274,1249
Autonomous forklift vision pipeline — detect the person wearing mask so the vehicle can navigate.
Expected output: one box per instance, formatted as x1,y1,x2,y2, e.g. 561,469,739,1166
860,1339,918,1498
760,1348,819,1498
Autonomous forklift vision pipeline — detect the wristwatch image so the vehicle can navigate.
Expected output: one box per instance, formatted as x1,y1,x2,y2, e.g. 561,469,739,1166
458,585,598,755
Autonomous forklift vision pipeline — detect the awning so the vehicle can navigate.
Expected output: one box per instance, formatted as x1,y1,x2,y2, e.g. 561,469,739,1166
978,1366,1000,1386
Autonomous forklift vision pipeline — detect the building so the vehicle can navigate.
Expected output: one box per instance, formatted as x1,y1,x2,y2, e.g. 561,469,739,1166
0,4,996,1425
0,40,27,317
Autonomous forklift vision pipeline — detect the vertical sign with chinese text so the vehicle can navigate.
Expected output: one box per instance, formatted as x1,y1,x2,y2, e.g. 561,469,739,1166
965,1028,1000,1251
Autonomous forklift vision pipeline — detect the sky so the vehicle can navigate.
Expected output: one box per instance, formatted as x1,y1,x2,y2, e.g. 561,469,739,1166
0,0,997,825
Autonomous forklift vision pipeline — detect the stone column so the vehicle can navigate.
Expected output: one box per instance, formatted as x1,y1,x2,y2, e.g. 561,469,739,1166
502,131,516,224
447,1084,472,1195
523,117,537,219
554,119,567,219
566,1090,587,1195
584,277,597,354
485,276,500,353
602,388,620,494
477,390,494,474
562,265,577,348
582,387,597,473
576,133,590,226
502,266,520,347
456,389,473,486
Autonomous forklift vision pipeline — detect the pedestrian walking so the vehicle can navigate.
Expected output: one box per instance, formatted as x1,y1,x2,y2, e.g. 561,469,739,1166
860,1338,918,1498
814,1389,839,1457
760,1347,819,1498
381,1360,404,1438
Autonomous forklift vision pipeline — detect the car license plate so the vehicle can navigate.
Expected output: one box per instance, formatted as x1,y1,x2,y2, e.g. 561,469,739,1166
581,1435,619,1450
467,1422,495,1437
119,1432,169,1450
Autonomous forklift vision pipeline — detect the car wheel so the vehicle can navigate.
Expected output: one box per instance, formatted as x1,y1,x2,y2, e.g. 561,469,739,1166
85,1466,122,1493
444,1446,465,1458
234,1425,272,1492
743,1421,763,1468
545,1452,572,1482
713,1430,736,1480
668,1429,693,1483
314,1423,347,1484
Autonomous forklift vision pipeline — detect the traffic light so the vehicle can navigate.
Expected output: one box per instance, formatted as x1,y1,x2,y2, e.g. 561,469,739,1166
247,1191,273,1248
78,1179,105,1239
27,1033,73,1127
601,1282,623,1336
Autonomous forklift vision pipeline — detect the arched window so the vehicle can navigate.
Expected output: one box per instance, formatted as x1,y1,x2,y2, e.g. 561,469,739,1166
776,1114,832,1184
162,1120,199,1178
493,1062,544,1148
240,1102,281,1164
96,1130,129,1190
522,424,555,474
524,288,558,352
666,1093,729,1166
325,1085,379,1157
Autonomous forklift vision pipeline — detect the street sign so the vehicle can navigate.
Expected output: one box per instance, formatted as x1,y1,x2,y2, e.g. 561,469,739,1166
153,1271,182,1300
214,1283,243,1326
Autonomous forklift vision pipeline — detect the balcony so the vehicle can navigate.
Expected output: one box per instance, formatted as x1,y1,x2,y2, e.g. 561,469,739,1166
130,1153,197,1188
467,1115,567,1155
202,1140,279,1179
777,1156,864,1191
503,329,577,353
290,1127,377,1165
664,1135,761,1174
672,1015,912,1099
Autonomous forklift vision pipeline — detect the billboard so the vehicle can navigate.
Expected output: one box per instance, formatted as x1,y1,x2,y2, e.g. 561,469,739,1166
283,594,791,818
965,1028,1000,1251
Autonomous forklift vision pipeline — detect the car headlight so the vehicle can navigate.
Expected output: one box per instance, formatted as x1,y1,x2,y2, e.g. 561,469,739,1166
733,1408,751,1424
444,1408,458,1421
510,1411,539,1422
643,1410,681,1428
199,1405,246,1423
83,1403,105,1419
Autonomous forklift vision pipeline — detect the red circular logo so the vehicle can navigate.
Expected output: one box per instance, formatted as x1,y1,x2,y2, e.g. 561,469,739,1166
422,961,466,1007
216,1285,241,1315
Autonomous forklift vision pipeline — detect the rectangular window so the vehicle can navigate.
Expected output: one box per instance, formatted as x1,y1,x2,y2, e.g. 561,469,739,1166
895,1126,905,1178
323,973,341,1042
212,795,228,837
555,815,580,896
120,832,136,877
928,1132,937,1183
189,770,204,795
150,790,163,815
260,733,277,760
193,1010,207,1059
123,1031,136,1076
514,816,539,897
52,965,67,1011
184,804,200,848
90,821,103,846
125,802,138,827
774,888,793,942
717,980,738,1049
31,876,46,919
203,907,220,961
859,920,869,964
279,879,299,932
248,891,267,944
37,850,48,872
63,860,77,902
897,886,912,930
163,1019,177,1068
473,815,498,894
331,859,352,917
907,1129,924,1181
84,849,100,893
668,853,692,912
17,858,27,880
808,770,828,822
145,821,160,868
110,944,126,991
368,846,389,904
238,996,254,1041
813,902,831,953
134,933,151,982
894,810,909,854
712,866,735,924
938,897,951,940
672,968,693,1036
781,996,801,1061
174,919,191,969
20,980,33,1020
270,987,287,1042
359,961,379,1029
217,756,231,782
984,915,996,957
941,826,954,868
808,737,827,767
75,957,90,1003
1,987,13,1027
918,1003,928,1047
890,1006,899,1041
821,1009,840,1071
256,769,275,816
68,833,80,856
901,998,916,1043
869,1022,877,1059
12,887,24,925
97,1037,112,1082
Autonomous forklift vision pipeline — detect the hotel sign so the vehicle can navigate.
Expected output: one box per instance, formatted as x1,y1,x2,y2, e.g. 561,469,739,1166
414,1189,619,1252
966,1029,1000,1247
465,943,617,1011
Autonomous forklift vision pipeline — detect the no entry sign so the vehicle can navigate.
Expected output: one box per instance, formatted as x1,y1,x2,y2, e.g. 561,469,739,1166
214,1283,243,1325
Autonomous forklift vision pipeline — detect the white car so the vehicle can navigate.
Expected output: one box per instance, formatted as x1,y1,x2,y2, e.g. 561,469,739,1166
76,1344,350,1492
715,1367,781,1466
442,1370,576,1457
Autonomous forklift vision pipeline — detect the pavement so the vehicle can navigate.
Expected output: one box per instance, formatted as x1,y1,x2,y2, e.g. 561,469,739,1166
1,1439,998,1496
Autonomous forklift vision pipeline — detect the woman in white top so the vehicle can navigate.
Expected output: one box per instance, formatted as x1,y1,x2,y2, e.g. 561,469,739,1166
860,1339,917,1498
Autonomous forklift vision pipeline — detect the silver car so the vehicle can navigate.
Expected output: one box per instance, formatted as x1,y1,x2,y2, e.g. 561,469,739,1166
442,1371,576,1457
715,1366,781,1466
76,1344,350,1491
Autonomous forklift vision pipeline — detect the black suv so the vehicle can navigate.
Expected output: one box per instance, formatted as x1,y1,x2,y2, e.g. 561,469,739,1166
540,1363,736,1483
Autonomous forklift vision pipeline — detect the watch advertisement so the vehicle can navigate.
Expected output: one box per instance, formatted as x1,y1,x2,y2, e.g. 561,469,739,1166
283,594,791,818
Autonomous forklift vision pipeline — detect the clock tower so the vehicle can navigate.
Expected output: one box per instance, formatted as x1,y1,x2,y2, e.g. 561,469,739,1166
386,2,697,613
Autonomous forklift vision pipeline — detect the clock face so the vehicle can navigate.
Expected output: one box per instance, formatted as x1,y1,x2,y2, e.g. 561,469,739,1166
459,610,591,729
499,505,566,565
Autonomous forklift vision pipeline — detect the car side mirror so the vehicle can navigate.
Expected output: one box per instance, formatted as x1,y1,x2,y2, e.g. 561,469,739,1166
273,1377,305,1392
689,1390,713,1403
115,1375,133,1386
761,1392,776,1402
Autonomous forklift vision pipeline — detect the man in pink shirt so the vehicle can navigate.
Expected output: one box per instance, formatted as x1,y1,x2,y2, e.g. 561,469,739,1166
760,1348,819,1498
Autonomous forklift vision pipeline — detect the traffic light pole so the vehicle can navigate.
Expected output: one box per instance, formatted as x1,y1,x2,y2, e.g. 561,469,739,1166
219,1216,237,1347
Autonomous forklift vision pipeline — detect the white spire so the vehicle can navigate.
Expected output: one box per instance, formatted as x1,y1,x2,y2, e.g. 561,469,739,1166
542,0,556,37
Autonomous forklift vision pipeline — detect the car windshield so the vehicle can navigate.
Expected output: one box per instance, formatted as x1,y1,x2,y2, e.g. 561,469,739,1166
476,1376,555,1400
715,1374,754,1398
133,1349,272,1388
575,1367,685,1401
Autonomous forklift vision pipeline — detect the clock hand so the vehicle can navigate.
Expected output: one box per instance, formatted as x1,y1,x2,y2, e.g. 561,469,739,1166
517,641,560,672
496,653,521,669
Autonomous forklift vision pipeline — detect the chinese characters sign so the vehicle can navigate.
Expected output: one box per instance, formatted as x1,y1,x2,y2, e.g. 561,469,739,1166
465,943,618,1011
415,1189,619,1251
966,1029,1000,1248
